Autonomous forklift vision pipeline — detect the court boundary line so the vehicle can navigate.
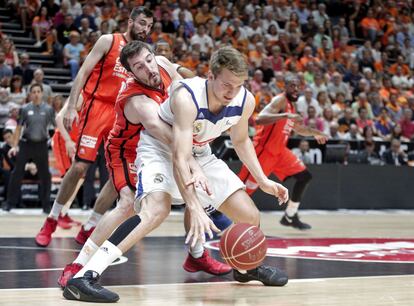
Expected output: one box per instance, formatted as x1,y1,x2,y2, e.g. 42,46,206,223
0,274,413,291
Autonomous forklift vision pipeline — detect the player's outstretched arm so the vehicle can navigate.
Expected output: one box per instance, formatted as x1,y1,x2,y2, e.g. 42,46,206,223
230,93,289,204
256,95,301,126
170,86,219,247
63,34,113,131
293,124,329,144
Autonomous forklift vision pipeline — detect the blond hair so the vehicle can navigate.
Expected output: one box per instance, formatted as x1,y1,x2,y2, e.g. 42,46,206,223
209,47,248,78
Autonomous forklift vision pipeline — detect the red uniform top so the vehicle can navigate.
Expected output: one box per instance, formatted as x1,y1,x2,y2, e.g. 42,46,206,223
107,65,173,151
253,94,296,154
83,33,129,103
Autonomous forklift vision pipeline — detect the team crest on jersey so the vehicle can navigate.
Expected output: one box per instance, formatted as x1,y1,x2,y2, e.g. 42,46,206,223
205,238,414,263
193,121,203,134
153,173,164,183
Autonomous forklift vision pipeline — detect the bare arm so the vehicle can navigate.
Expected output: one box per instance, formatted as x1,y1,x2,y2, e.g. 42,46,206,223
256,95,301,126
293,123,328,144
170,86,219,246
230,92,289,204
63,34,113,130
8,125,22,157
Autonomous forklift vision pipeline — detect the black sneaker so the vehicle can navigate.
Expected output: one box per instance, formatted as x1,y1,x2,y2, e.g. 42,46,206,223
63,270,119,303
233,265,288,286
280,213,311,230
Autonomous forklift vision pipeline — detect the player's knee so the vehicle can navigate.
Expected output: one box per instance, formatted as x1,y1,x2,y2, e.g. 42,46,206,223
240,208,260,226
70,161,88,177
295,169,312,183
115,199,135,219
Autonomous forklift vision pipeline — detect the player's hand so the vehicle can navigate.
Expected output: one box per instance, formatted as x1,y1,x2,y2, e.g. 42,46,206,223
287,113,303,123
8,146,18,158
258,178,289,205
65,139,76,159
63,106,79,131
186,171,213,196
314,134,328,144
185,206,220,248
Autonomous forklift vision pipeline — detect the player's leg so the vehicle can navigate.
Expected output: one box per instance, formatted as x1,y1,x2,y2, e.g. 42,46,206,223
182,206,232,275
273,149,311,230
63,191,172,303
74,180,118,244
58,184,133,288
35,159,90,247
218,189,288,287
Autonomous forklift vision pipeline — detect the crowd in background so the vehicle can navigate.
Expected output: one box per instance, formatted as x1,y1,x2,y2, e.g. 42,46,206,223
0,0,414,169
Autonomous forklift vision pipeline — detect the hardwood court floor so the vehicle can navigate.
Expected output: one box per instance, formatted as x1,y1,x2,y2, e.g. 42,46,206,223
0,210,413,305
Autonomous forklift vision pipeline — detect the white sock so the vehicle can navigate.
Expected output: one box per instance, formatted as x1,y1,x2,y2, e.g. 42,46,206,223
75,240,122,278
286,200,300,217
48,201,64,220
189,240,204,258
84,211,103,231
73,238,99,266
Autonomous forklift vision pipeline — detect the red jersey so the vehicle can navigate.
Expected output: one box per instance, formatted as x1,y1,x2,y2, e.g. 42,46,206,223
83,33,129,103
107,65,173,151
254,94,296,153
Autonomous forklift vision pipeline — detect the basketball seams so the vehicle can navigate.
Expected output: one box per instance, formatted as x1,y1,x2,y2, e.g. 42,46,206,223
231,236,266,260
230,226,256,258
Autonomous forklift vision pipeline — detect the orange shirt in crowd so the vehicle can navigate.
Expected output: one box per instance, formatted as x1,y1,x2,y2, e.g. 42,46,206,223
361,17,380,31
388,63,411,76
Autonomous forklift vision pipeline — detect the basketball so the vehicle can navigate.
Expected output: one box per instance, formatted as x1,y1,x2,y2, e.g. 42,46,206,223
219,223,267,271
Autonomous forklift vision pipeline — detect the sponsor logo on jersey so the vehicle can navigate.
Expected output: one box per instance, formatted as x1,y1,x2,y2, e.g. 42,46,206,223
205,238,414,263
80,135,98,149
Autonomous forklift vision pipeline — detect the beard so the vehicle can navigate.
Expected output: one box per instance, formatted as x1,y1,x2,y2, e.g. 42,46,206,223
286,92,298,102
130,27,147,42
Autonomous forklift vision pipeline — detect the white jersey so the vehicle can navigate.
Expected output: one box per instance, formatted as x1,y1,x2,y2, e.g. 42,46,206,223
159,76,247,154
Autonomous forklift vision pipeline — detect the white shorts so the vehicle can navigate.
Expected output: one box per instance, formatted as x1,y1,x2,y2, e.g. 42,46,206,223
135,131,245,213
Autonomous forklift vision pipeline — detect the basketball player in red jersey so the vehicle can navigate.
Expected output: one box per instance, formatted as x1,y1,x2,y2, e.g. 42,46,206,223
239,77,328,230
35,7,154,247
58,42,231,288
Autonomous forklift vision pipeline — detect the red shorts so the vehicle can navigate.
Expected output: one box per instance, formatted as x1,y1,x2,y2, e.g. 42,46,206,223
75,97,116,163
105,143,137,193
238,147,306,194
51,125,80,177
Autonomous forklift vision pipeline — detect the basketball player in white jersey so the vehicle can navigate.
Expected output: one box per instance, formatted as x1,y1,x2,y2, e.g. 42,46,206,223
63,47,289,303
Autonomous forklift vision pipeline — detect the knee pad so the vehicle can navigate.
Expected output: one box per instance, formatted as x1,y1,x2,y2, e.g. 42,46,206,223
108,215,141,246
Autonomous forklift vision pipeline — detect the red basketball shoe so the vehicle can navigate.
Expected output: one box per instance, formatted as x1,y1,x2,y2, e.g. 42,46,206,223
183,249,232,275
58,263,83,288
75,226,95,245
35,217,58,247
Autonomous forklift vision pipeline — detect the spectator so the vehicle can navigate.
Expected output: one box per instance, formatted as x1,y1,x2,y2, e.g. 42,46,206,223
296,87,321,117
68,0,82,18
0,129,15,208
8,75,27,105
360,8,381,42
174,11,194,38
258,58,274,84
160,11,175,34
343,62,363,90
95,6,117,34
4,84,55,212
351,92,374,119
32,6,53,49
355,141,382,165
382,138,408,166
312,3,329,27
4,103,20,131
13,53,34,86
292,139,313,164
40,0,60,19
399,109,414,141
74,4,97,31
249,70,265,95
355,106,375,135
78,18,93,44
338,107,357,133
54,0,70,27
1,38,19,68
190,24,214,56
0,88,12,127
321,106,335,135
56,14,79,47
331,92,347,118
375,107,394,140
329,121,342,139
386,93,403,122
302,15,318,40
0,51,13,82
303,105,324,132
63,31,84,81
327,72,352,101
195,3,213,26
172,0,194,24
30,69,53,104
342,123,364,140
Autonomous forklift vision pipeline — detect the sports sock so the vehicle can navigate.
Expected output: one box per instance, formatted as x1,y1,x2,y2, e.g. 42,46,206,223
285,200,300,217
49,201,64,220
75,240,122,278
84,211,103,231
189,240,204,258
73,238,99,266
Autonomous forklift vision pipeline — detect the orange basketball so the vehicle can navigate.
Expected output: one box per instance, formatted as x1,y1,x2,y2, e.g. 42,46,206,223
219,223,267,270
